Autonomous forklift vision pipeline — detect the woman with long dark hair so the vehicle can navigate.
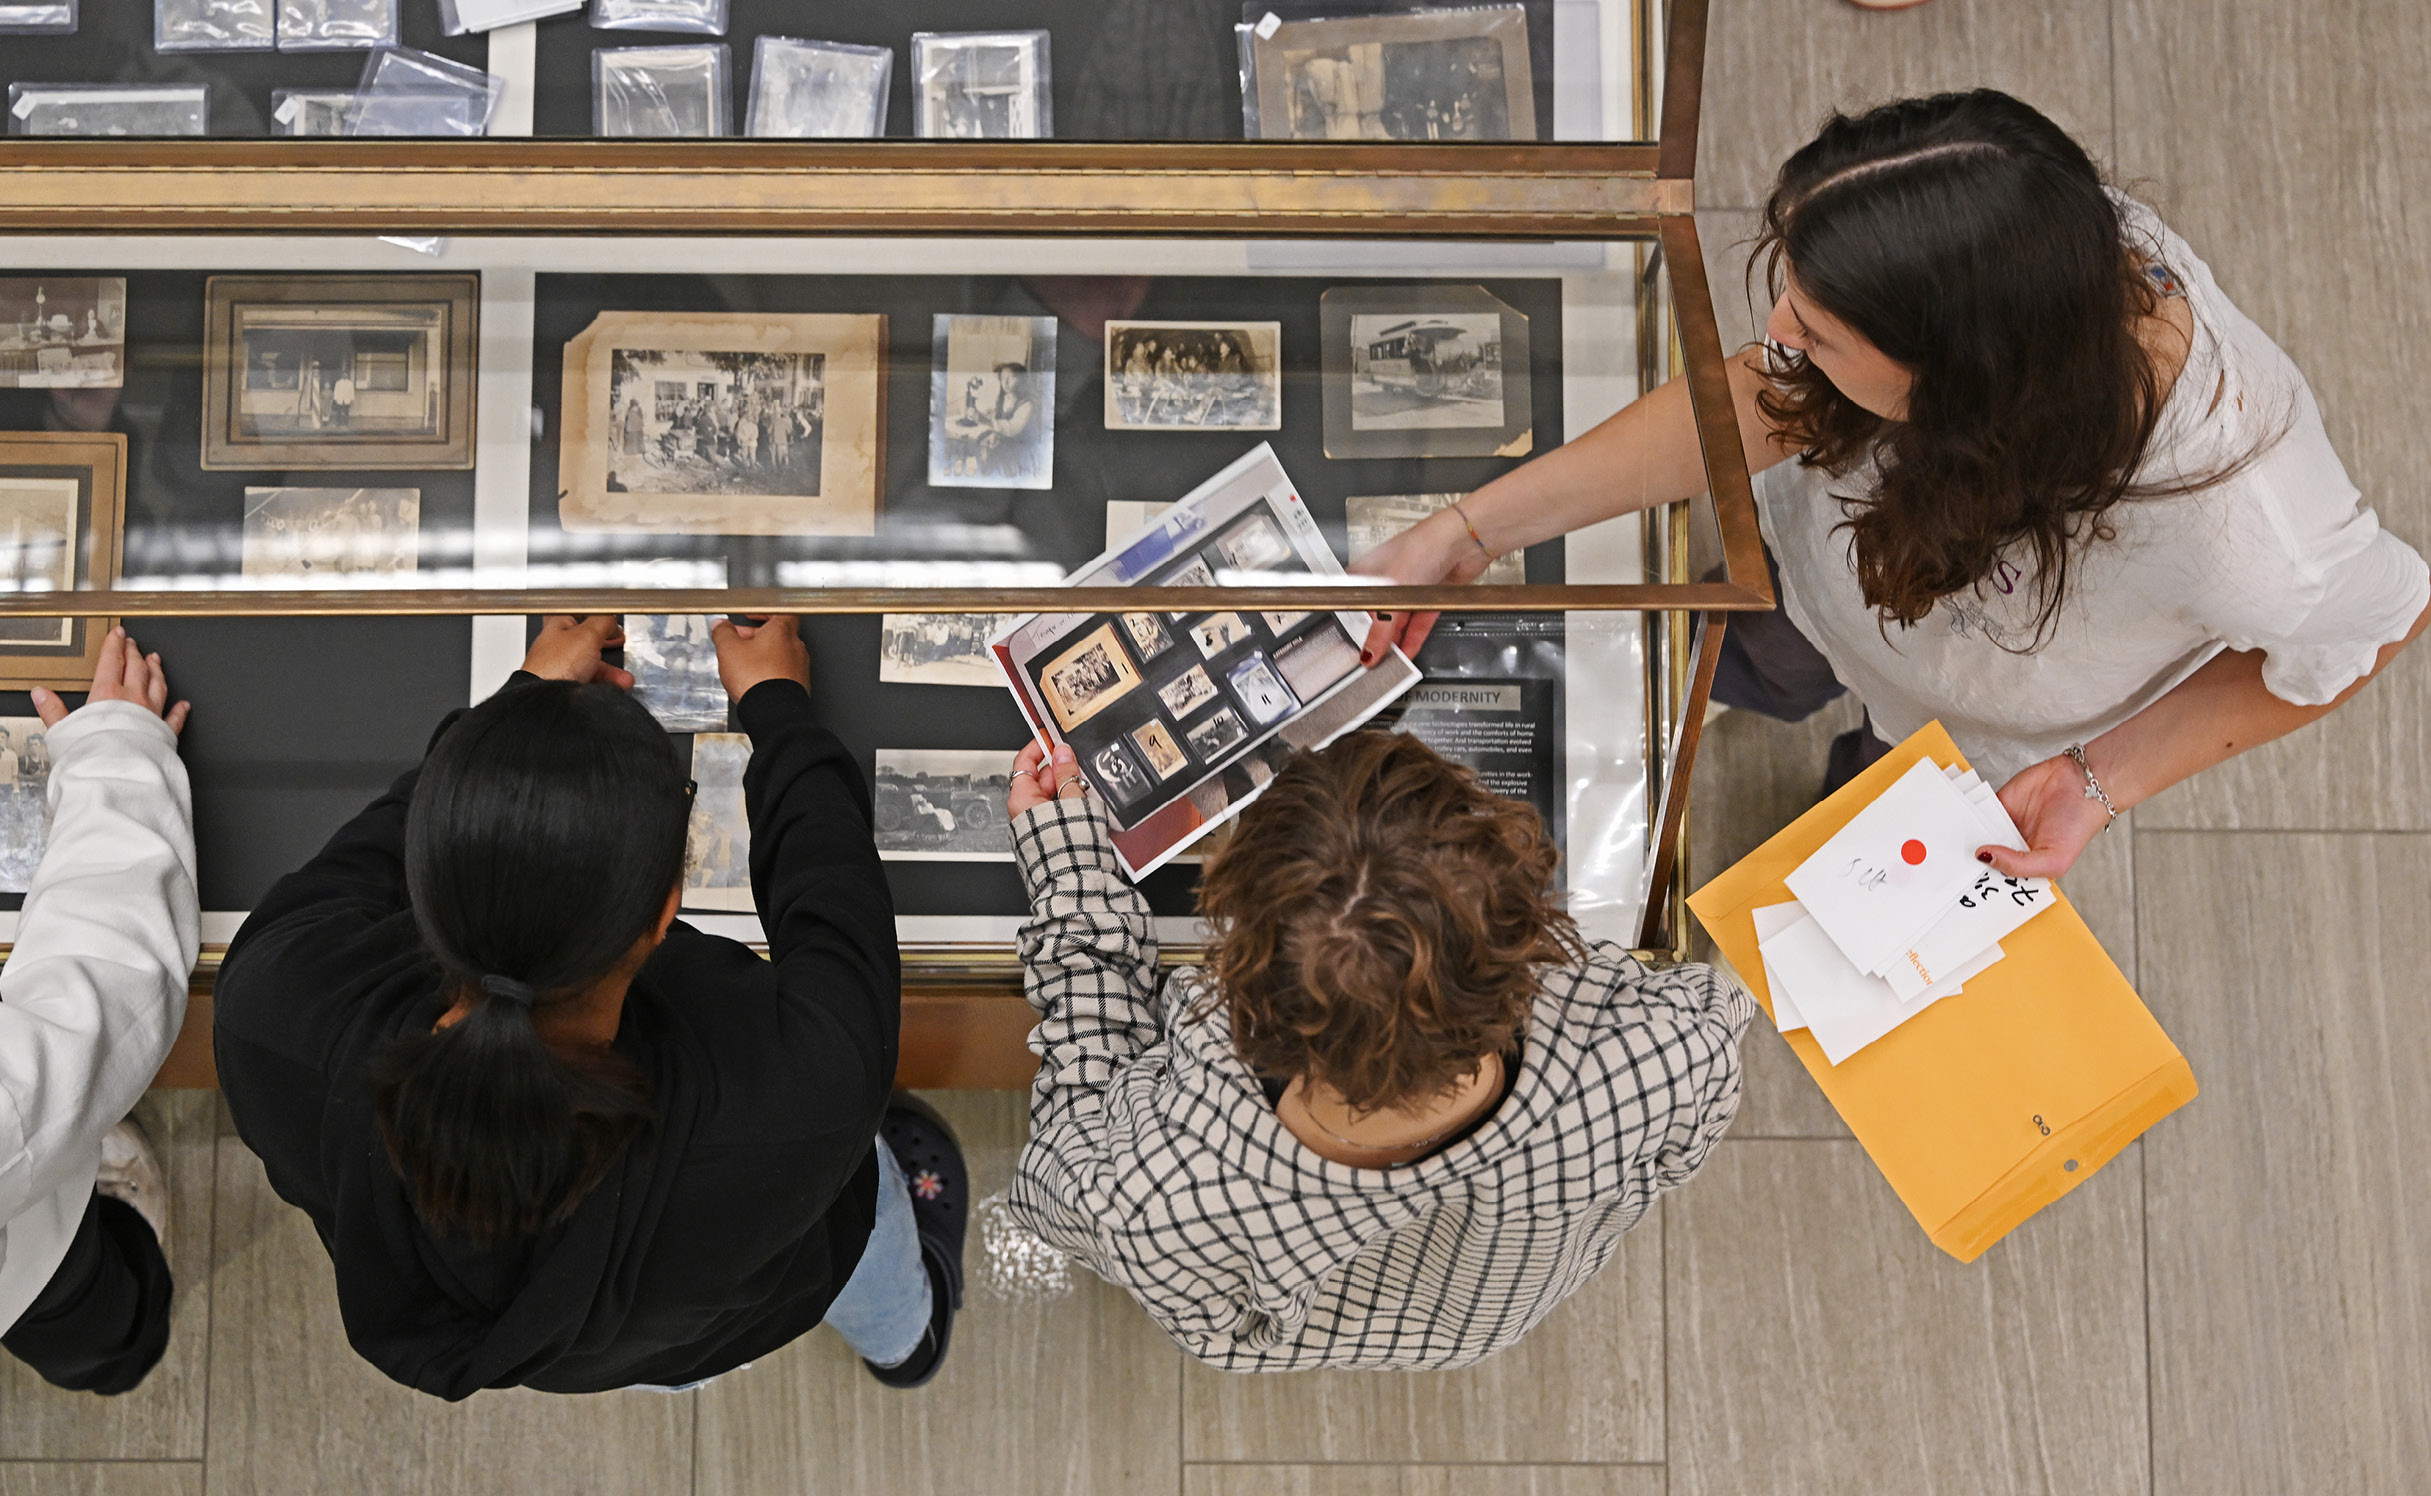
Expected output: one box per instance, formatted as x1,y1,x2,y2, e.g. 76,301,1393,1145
1357,90,2429,878
213,614,967,1398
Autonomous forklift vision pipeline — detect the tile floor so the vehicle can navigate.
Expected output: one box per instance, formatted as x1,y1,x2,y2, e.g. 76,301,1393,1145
6,0,2429,1490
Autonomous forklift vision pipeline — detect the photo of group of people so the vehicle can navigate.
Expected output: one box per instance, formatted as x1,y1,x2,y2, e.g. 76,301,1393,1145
607,347,827,499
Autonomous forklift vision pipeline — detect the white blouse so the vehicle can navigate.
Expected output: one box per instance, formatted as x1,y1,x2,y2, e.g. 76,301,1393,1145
1753,197,2429,786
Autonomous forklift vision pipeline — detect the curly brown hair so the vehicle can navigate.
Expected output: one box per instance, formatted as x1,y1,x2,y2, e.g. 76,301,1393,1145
1193,730,1581,1116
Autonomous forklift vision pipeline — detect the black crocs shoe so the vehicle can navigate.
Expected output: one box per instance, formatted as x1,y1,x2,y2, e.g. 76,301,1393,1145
862,1095,967,1389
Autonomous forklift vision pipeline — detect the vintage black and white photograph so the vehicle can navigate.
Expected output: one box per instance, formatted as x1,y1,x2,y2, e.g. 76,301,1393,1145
880,612,1014,687
1130,718,1189,780
929,315,1054,489
7,84,209,136
1228,653,1298,725
913,30,1051,139
1036,620,1142,732
1346,491,1526,584
1119,611,1172,661
270,88,360,136
562,311,884,536
1189,611,1252,659
1321,285,1533,460
747,36,892,138
203,275,478,470
682,731,753,912
0,279,124,389
0,433,124,689
1156,554,1214,618
0,716,52,894
1157,664,1217,718
0,477,76,647
241,487,419,580
1261,610,1311,636
626,613,728,732
1104,322,1282,432
1274,623,1362,701
1248,7,1535,142
1184,705,1246,761
1214,511,1294,573
873,748,1015,860
595,45,732,138
1089,739,1152,806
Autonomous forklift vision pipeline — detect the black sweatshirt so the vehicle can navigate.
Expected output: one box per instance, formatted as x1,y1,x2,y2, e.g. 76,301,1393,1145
213,677,900,1399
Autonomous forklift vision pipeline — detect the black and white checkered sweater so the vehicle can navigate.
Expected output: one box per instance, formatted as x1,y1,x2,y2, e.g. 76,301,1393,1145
1006,799,1754,1372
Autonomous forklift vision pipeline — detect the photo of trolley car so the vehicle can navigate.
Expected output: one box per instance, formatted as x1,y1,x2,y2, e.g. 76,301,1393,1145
1347,312,1505,429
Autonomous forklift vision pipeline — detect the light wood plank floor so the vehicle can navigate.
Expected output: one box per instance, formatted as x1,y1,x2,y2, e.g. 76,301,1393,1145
6,1,2428,1489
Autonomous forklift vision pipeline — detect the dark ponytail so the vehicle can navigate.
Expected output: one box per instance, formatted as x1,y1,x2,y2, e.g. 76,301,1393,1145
370,679,692,1244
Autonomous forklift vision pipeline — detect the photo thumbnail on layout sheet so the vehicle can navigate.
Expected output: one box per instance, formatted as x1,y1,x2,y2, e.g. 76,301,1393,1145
990,443,1419,879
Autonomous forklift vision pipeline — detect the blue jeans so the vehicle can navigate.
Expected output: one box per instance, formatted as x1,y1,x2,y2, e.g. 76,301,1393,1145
822,1138,933,1367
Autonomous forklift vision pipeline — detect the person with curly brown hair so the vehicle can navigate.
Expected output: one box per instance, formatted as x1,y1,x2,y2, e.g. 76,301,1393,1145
1355,90,2428,882
999,730,1749,1370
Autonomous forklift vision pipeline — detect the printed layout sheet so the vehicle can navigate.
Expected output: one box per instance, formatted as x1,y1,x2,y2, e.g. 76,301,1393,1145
994,442,1419,878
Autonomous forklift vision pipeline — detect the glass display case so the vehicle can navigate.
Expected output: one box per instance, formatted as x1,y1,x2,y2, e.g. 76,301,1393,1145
0,0,1769,1085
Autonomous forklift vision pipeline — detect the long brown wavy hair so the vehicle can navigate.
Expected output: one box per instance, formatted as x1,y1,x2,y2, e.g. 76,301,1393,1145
1754,90,2222,645
1194,731,1581,1116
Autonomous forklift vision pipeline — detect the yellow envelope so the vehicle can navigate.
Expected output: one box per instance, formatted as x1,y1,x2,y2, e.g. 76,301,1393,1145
1688,721,2196,1262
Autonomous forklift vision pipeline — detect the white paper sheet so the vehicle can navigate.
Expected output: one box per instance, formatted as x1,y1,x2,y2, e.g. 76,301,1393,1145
1785,757,1991,978
1759,910,2000,1065
1751,900,1809,1033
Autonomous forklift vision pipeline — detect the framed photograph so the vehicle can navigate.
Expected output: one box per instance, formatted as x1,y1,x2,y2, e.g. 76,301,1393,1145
748,36,891,139
873,748,1014,861
1183,705,1246,761
1227,653,1299,726
1189,611,1251,659
1118,611,1172,661
241,487,420,579
929,315,1054,490
202,274,478,471
0,432,126,691
1346,491,1526,583
1321,284,1532,460
560,310,885,536
1105,322,1281,432
1156,664,1217,718
1130,719,1189,780
1248,6,1535,143
0,278,125,389
913,30,1051,139
0,714,53,894
1036,620,1142,732
879,612,1018,687
625,613,727,732
682,732,755,912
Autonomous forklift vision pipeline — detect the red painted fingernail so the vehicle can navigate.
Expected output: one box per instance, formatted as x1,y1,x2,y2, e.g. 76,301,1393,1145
1976,852,1993,864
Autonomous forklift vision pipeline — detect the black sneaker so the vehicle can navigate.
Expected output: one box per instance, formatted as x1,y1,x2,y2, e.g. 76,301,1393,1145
862,1094,967,1389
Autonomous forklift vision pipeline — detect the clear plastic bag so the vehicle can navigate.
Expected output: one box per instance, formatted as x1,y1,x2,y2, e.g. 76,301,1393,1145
270,87,361,135
349,47,503,137
746,36,890,138
593,44,731,138
9,83,209,135
589,0,725,36
910,29,1050,139
276,0,395,50
154,0,272,51
433,0,579,36
0,0,77,36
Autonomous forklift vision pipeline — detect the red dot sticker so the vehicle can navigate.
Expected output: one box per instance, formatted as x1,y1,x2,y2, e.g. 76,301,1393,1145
1901,839,1928,866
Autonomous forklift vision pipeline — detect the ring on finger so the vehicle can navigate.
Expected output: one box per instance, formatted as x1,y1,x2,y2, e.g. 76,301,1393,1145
1011,766,1038,783
1056,774,1090,798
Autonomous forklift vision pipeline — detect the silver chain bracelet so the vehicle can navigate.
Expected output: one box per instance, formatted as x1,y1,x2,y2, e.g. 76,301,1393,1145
2063,743,2119,823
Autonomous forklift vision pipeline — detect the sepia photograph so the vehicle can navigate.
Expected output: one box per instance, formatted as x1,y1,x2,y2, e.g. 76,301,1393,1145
625,613,728,732
682,731,754,912
1104,322,1282,432
561,310,884,536
747,36,892,138
1213,510,1294,573
880,612,1015,687
1321,285,1532,460
913,30,1051,139
1189,611,1252,659
0,278,124,389
1130,718,1189,780
1036,620,1142,731
0,433,124,689
1227,653,1299,726
0,716,52,894
241,487,419,580
1274,623,1363,702
1248,7,1535,143
1089,739,1152,806
1119,611,1172,662
1184,705,1246,761
1157,663,1218,718
1346,491,1526,584
929,315,1054,489
873,748,1015,860
203,275,478,470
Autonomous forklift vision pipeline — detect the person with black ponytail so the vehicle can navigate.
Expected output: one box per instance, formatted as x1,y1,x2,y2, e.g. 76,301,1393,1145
212,614,967,1398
